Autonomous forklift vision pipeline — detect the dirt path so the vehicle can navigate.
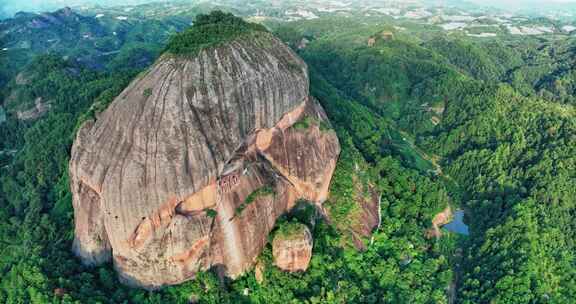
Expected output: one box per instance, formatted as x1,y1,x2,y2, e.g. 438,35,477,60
397,130,443,174
396,130,465,191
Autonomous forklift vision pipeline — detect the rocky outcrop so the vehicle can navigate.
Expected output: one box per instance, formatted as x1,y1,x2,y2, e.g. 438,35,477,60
272,223,313,272
350,183,381,250
70,31,340,289
323,155,381,250
16,97,51,120
297,38,310,50
367,37,376,47
427,206,452,238
254,261,265,283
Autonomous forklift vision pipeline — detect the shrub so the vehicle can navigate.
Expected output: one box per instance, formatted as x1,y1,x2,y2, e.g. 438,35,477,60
236,185,275,215
292,116,312,130
275,221,307,241
292,116,332,132
206,209,217,218
319,120,332,132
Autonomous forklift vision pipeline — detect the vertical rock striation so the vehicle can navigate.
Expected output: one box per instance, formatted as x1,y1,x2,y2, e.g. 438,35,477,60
70,31,341,289
272,223,313,272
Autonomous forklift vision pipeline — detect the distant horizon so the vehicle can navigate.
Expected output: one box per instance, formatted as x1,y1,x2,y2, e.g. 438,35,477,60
0,0,170,18
469,0,576,9
2,0,576,19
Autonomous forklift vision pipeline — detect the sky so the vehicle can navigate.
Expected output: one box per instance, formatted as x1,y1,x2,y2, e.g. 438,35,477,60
2,0,576,18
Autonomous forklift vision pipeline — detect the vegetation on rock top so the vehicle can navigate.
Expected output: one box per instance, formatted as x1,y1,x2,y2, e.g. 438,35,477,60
274,222,308,241
163,11,268,56
236,185,275,215
291,116,332,132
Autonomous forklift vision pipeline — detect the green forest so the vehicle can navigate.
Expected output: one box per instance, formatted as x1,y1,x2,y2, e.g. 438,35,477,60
1,7,576,304
164,11,268,56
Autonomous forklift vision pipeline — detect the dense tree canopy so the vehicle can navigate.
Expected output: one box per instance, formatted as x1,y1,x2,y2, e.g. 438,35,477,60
164,11,268,56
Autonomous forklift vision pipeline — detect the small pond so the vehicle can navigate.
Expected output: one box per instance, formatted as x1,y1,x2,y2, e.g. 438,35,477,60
443,210,469,235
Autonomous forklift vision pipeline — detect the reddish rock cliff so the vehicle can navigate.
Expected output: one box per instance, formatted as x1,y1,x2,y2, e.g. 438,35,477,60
70,31,340,289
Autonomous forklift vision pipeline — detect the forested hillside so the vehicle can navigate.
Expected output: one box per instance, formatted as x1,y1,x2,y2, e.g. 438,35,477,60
0,5,575,304
422,83,576,303
285,17,576,303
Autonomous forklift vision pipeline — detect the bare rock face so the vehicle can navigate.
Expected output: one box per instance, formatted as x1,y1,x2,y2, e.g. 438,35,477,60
323,155,381,250
254,261,265,283
350,184,381,250
70,32,340,289
272,223,313,272
427,206,452,238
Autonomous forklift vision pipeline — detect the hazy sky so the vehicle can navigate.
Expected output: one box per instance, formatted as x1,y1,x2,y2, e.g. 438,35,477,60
2,0,576,18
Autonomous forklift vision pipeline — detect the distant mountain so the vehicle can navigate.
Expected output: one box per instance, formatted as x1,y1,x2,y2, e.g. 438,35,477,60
2,8,108,57
0,6,195,120
0,7,189,71
0,0,170,19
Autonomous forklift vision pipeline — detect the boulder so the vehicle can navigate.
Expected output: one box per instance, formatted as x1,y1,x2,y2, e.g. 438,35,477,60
272,223,313,272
